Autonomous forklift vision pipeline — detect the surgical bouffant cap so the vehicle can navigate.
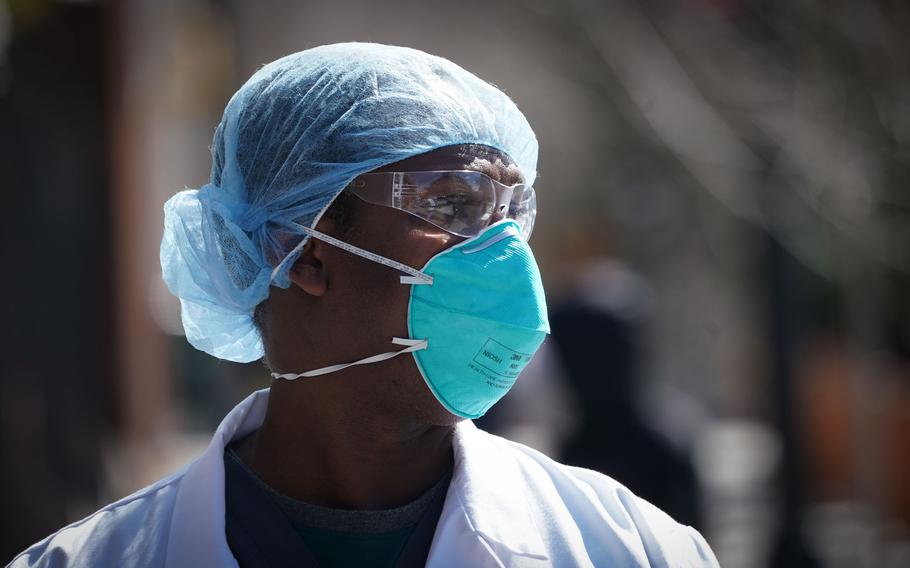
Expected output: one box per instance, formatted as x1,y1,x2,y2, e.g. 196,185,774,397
160,42,538,362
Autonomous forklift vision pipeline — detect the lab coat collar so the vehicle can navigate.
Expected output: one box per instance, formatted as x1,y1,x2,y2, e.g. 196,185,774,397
165,388,270,567
164,388,548,566
448,420,549,560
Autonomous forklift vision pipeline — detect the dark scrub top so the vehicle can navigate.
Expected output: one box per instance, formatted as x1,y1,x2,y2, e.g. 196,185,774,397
224,445,451,568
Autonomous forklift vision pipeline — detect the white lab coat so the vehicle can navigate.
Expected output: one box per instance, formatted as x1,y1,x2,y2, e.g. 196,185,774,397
11,389,718,567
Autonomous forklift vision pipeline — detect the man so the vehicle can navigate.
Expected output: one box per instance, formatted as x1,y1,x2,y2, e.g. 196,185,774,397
11,43,719,567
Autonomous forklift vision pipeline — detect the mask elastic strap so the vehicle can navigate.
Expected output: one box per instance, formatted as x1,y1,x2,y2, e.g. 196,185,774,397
272,223,433,285
271,338,428,381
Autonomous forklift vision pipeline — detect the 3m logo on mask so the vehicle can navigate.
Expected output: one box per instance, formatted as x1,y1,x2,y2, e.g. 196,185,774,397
469,338,534,389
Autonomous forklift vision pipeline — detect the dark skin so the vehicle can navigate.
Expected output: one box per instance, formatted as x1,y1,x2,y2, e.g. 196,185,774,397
234,145,523,510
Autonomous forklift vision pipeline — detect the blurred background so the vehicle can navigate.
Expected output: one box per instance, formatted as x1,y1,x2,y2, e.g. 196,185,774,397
1,0,908,566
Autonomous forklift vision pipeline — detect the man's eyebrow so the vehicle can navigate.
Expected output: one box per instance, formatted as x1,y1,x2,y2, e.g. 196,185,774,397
464,156,525,186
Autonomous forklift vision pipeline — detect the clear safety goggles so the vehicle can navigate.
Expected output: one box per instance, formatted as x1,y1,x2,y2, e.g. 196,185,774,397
344,170,537,239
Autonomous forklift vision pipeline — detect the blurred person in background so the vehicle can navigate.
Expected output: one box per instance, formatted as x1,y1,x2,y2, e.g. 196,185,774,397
549,257,701,529
11,43,718,567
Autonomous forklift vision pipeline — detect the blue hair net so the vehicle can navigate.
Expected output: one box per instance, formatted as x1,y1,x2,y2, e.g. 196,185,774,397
160,42,538,362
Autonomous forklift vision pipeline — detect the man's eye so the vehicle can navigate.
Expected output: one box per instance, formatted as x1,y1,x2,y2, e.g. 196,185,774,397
425,195,468,208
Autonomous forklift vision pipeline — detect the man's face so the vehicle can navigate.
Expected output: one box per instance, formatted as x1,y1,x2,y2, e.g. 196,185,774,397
265,145,524,426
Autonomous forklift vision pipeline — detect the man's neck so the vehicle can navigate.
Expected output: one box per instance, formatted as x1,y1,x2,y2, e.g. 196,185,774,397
233,379,456,510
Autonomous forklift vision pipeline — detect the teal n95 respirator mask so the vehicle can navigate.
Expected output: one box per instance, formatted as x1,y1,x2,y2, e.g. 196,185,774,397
270,219,550,419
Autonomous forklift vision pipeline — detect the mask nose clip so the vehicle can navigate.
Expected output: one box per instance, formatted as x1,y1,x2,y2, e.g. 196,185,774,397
461,224,520,254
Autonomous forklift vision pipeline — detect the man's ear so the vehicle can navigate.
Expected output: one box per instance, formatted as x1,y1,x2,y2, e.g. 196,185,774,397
288,240,327,296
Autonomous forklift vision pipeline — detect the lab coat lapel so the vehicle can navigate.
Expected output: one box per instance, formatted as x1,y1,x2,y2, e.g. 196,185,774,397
164,389,270,568
426,421,549,566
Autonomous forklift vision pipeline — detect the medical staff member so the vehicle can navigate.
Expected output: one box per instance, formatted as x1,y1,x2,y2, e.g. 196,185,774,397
11,43,719,568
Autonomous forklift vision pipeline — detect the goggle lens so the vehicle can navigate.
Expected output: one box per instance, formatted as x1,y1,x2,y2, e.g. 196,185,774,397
345,170,536,239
